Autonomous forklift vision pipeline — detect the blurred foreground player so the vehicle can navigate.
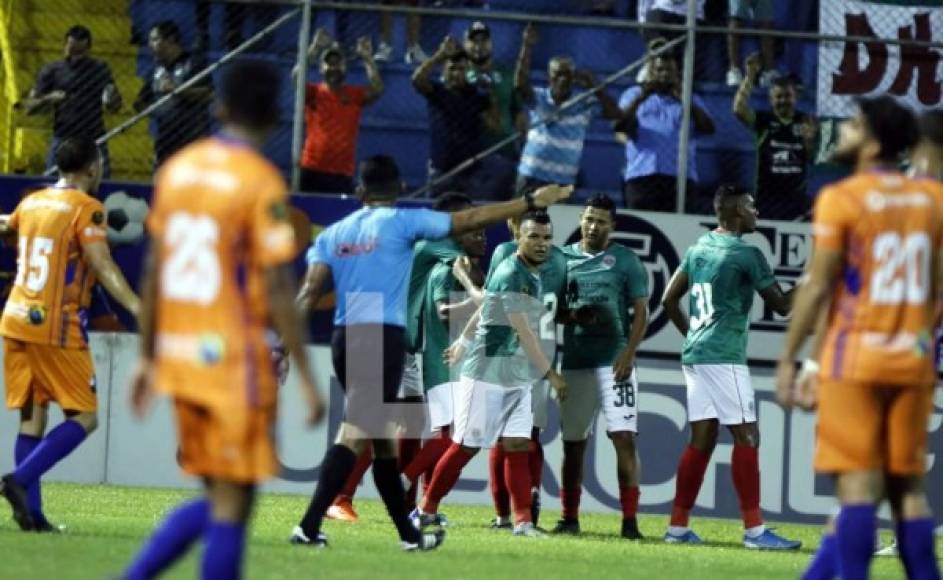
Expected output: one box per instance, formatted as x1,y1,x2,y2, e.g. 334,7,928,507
778,97,942,579
0,137,140,532
123,60,325,579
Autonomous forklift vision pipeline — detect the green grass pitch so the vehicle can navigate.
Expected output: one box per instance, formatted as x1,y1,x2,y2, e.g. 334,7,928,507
0,483,922,579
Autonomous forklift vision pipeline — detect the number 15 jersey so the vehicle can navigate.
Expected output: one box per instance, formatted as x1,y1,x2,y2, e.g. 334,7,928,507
149,137,297,409
815,172,943,386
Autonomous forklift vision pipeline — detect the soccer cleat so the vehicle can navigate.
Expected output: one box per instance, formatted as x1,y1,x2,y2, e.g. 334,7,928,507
512,522,545,538
743,529,801,550
0,474,34,531
33,520,65,534
409,508,448,529
664,529,703,544
402,528,446,551
875,541,898,557
726,67,744,87
325,498,359,523
530,488,541,527
551,518,580,535
404,44,428,65
290,526,328,548
373,42,393,63
621,517,644,540
490,516,512,530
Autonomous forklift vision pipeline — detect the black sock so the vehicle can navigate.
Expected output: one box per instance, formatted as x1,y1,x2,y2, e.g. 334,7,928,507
373,456,420,543
299,445,357,537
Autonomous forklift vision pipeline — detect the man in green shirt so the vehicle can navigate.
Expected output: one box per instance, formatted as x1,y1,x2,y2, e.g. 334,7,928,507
416,211,567,538
660,184,799,550
553,195,649,540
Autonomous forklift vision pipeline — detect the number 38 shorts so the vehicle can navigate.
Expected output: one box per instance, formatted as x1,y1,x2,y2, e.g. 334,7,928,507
560,366,639,441
682,364,756,425
451,376,533,449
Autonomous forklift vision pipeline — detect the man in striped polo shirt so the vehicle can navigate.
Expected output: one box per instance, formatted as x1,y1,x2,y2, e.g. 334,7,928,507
513,24,623,193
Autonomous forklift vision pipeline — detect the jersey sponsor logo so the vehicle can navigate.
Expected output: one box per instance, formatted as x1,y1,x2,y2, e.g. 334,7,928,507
27,304,46,325
21,198,72,213
91,211,105,225
156,332,227,366
335,239,378,257
601,254,616,269
865,190,931,212
564,213,680,338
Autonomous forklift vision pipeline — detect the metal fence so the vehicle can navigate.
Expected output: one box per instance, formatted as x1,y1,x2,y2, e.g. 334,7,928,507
0,0,941,219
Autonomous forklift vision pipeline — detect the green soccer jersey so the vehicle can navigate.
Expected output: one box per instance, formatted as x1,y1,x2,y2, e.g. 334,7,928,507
561,242,649,370
486,240,518,282
422,261,463,390
405,238,463,352
462,254,557,386
680,231,776,365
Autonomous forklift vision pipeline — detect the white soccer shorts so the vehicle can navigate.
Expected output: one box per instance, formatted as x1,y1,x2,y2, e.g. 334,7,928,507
682,364,756,425
397,351,424,398
532,378,551,431
426,381,455,432
560,366,639,441
451,376,533,449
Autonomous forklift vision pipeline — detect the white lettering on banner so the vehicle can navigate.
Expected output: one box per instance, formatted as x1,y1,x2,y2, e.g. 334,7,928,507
817,0,943,117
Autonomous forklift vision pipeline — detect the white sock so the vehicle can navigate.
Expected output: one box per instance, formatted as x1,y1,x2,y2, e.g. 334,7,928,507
496,515,511,526
668,526,689,536
745,524,766,538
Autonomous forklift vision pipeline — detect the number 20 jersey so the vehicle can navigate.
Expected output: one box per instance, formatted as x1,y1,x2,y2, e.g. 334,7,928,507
149,137,297,409
815,171,943,386
0,187,107,349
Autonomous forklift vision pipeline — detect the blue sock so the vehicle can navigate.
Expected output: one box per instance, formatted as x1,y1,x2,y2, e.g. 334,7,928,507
802,533,838,580
836,505,876,580
13,420,86,488
14,434,47,525
896,518,942,580
201,521,246,580
125,498,210,580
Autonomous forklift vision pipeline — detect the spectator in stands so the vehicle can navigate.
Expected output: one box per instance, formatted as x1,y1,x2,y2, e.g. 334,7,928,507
734,54,816,220
642,0,705,50
514,23,623,192
726,0,776,87
296,29,384,195
413,37,513,200
133,21,213,168
617,54,715,213
21,25,122,177
374,1,427,65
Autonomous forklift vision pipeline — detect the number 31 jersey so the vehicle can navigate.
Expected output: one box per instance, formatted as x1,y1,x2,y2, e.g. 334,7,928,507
149,137,297,409
0,187,107,349
680,231,776,365
815,172,943,386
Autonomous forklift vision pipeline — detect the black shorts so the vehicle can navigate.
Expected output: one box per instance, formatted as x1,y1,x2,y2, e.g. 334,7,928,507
331,324,419,434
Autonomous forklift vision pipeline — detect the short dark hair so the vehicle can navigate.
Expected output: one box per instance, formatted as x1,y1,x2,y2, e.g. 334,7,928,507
919,110,943,148
445,49,469,65
858,96,919,163
521,210,551,226
433,192,472,212
65,25,92,45
220,60,281,130
151,20,181,44
359,155,401,195
770,75,796,91
55,137,100,173
713,183,751,215
585,193,616,220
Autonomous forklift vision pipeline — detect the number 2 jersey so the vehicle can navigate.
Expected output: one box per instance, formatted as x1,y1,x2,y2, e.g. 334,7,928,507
0,186,107,349
815,171,943,386
680,231,776,365
148,137,297,409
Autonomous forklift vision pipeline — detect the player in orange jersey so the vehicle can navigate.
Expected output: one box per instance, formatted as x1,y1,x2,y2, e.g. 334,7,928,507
123,60,324,580
0,137,140,532
777,96,941,580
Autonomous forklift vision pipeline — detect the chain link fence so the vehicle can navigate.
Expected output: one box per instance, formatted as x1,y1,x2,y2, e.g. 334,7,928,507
1,0,940,219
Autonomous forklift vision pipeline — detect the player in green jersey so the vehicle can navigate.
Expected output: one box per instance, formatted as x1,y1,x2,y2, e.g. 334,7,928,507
661,184,799,550
416,211,567,537
553,194,649,540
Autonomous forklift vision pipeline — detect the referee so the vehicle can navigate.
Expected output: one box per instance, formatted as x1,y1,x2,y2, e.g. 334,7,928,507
291,155,571,550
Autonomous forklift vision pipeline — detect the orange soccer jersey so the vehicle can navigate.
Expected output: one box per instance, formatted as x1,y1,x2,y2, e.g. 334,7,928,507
149,136,296,413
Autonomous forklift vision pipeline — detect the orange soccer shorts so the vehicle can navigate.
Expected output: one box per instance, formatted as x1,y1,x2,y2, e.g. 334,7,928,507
4,337,97,413
173,398,278,484
815,380,934,476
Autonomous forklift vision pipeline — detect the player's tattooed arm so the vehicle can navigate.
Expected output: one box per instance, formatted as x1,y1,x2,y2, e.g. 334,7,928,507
661,267,690,336
296,262,332,314
758,282,796,317
84,240,141,318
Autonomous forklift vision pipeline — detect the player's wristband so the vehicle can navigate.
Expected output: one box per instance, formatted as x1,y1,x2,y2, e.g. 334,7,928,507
801,359,820,374
522,190,537,212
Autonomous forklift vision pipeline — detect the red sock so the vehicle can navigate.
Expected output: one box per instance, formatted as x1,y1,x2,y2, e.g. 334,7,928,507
397,436,421,472
619,485,640,519
338,445,373,500
402,431,450,484
419,443,474,514
527,439,544,489
489,446,510,517
732,445,763,529
504,451,532,524
560,487,581,521
670,446,711,527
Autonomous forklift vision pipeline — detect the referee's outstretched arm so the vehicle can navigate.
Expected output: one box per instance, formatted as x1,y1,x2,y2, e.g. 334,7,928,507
449,184,572,235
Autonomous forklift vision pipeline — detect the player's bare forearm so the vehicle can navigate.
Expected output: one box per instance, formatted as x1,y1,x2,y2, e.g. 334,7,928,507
452,266,485,305
760,282,794,316
625,299,649,354
459,305,482,340
84,241,140,317
296,262,330,314
437,297,478,322
266,264,314,379
507,312,553,378
138,249,158,359
661,268,689,336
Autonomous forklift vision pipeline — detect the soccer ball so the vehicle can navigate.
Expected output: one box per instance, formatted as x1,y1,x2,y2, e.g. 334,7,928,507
103,191,148,245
